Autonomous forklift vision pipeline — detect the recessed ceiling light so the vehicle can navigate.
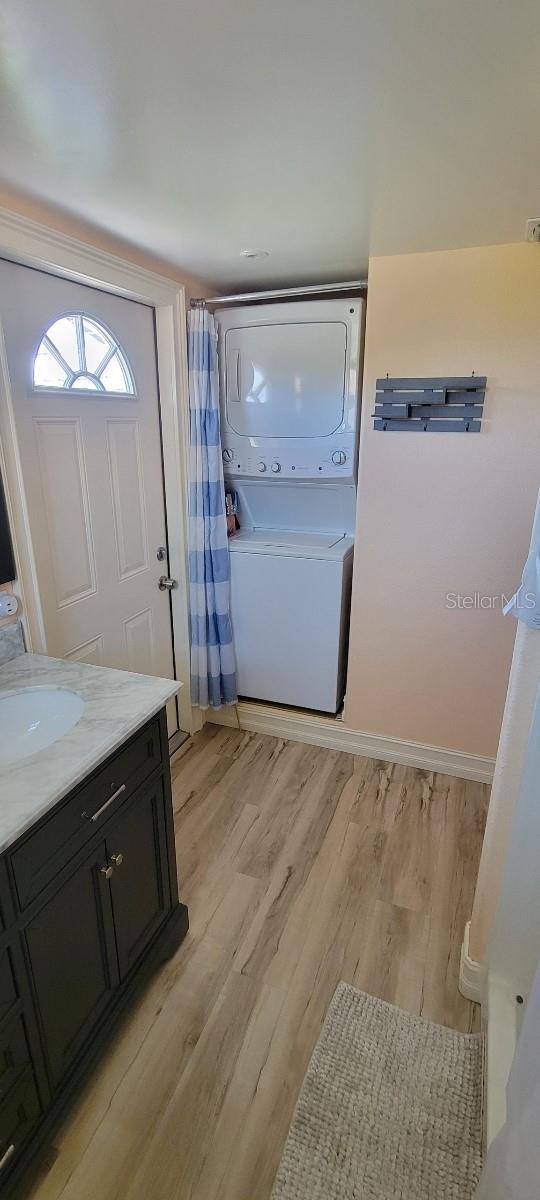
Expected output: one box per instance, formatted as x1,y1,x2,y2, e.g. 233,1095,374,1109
240,249,270,259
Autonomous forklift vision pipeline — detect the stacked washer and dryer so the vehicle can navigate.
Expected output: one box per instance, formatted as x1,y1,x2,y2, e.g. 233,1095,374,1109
216,298,363,714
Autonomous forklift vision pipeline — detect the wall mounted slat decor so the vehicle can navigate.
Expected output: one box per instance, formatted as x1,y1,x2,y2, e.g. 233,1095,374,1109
374,377,486,432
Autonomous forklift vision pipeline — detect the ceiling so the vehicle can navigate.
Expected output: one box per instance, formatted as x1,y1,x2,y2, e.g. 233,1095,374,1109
1,0,539,289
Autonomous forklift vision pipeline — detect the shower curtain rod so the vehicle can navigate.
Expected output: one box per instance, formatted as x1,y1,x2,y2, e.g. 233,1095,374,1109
190,279,368,307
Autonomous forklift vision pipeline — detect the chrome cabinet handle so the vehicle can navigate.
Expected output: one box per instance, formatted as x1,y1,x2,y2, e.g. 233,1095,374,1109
110,853,124,867
82,783,126,823
158,575,178,591
100,865,114,879
0,1144,15,1170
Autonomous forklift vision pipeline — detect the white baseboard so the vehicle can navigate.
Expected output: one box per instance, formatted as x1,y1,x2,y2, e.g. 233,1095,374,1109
206,702,495,783
459,921,488,1003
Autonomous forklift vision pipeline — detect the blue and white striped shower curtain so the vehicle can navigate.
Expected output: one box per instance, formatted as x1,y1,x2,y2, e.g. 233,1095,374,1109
187,305,237,709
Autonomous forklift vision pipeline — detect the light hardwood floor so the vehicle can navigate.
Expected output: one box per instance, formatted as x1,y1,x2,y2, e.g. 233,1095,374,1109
28,727,488,1200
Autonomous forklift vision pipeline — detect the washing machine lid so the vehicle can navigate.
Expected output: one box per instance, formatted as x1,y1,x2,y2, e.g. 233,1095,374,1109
235,481,357,537
228,529,354,559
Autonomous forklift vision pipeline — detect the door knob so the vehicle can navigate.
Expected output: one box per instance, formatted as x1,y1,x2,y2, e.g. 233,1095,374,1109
100,865,114,879
111,853,124,867
158,576,178,590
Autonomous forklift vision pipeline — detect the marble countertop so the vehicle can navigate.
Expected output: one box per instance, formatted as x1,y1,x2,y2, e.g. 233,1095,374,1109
0,653,182,853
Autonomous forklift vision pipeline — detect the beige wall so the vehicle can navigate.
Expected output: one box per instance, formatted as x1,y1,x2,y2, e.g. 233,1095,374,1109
344,243,540,758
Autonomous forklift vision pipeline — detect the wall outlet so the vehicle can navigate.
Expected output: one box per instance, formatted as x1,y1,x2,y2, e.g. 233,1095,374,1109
525,218,540,243
0,591,18,617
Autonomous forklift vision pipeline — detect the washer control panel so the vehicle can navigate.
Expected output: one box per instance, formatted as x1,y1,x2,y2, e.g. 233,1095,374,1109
221,446,351,479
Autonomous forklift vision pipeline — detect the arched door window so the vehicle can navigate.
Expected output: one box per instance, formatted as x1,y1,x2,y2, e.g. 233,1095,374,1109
33,313,135,394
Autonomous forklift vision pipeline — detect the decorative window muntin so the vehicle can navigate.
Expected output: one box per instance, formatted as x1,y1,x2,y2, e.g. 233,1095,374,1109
33,313,136,395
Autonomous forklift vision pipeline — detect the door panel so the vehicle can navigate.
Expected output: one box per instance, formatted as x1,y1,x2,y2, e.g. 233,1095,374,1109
34,417,97,607
0,258,180,737
123,606,156,676
106,780,170,980
106,417,149,580
24,841,119,1089
64,634,105,666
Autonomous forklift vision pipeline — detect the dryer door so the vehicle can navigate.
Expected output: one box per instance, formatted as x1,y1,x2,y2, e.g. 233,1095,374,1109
224,319,347,439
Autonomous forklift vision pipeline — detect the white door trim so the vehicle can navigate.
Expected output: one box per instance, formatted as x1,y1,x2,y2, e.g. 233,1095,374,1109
206,700,495,783
0,206,197,735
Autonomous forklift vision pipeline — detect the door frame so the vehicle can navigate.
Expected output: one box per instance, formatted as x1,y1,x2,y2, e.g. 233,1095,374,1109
0,205,200,736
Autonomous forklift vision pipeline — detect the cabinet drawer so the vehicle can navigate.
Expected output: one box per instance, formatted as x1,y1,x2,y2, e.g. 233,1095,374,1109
0,1070,41,1178
0,1015,31,1105
11,717,163,912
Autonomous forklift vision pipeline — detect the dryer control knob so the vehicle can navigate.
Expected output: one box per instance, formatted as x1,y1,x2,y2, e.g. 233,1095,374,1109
222,448,233,463
271,461,281,473
332,450,347,465
257,461,267,473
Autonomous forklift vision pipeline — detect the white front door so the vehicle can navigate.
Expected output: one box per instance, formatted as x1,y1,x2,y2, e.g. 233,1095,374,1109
0,258,182,739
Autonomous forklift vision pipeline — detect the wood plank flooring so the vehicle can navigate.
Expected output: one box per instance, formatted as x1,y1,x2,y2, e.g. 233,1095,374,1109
27,727,488,1200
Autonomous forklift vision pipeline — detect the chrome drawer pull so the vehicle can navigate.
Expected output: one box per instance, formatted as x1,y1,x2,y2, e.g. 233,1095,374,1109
82,783,126,823
100,865,114,879
0,1144,15,1170
110,853,124,867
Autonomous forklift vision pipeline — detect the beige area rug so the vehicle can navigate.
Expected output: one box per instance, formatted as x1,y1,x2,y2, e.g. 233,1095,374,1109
272,983,484,1200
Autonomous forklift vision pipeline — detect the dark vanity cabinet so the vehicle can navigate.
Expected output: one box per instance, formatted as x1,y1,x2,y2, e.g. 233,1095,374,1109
0,709,188,1193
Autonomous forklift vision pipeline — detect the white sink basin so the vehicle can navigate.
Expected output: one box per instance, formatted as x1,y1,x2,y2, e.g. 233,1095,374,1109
0,687,85,765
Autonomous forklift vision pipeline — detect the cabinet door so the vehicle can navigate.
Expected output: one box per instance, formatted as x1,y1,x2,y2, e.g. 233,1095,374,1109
106,779,171,980
24,841,119,1089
